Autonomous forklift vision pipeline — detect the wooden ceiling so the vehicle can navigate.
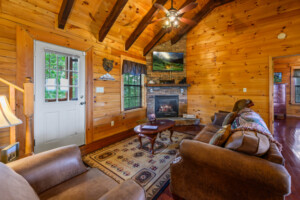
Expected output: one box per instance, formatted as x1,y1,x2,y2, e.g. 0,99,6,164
1,0,233,54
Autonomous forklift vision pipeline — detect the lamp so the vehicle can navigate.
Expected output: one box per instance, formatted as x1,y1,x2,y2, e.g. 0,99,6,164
0,95,22,128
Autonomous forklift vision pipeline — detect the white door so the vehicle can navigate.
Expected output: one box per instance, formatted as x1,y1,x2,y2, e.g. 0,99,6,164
34,41,85,153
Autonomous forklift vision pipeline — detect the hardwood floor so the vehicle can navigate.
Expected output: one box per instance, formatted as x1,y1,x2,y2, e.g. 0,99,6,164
274,117,300,200
158,118,300,200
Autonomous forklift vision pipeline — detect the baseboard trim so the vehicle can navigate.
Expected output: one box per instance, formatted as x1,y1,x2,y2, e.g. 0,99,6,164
80,129,135,156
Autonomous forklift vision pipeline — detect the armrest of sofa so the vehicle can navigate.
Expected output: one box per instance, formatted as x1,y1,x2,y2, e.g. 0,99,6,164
179,140,291,195
7,145,87,194
99,179,145,200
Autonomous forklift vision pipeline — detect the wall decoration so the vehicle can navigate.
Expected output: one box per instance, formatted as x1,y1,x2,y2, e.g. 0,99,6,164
153,51,184,71
1,142,19,163
99,58,115,81
274,72,282,83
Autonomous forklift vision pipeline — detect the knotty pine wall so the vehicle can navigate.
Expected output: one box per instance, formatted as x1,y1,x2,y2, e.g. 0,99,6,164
0,1,146,151
274,55,300,117
186,0,300,125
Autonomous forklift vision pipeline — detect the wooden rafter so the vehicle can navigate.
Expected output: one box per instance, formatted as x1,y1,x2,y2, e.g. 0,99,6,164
125,0,168,51
58,0,75,29
171,0,234,45
143,0,196,56
99,0,128,42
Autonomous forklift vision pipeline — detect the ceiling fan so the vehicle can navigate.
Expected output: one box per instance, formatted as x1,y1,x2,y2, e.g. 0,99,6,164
150,0,198,29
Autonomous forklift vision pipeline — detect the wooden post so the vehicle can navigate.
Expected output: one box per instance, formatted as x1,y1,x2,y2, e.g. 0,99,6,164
9,86,16,144
23,77,34,154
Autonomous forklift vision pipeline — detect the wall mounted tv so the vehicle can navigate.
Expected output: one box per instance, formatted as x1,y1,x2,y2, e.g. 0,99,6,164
153,51,184,71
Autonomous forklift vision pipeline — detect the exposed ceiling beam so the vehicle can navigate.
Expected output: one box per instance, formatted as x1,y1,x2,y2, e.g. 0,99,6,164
125,0,169,51
171,0,234,45
98,0,128,42
58,0,75,29
143,29,169,56
143,0,196,56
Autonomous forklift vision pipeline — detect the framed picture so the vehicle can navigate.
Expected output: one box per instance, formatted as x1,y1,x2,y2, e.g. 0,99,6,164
1,142,19,163
153,51,184,71
274,72,282,83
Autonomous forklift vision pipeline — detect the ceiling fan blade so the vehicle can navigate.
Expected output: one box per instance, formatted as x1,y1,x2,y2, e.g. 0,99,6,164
149,17,167,24
154,3,169,14
177,2,198,15
178,17,197,26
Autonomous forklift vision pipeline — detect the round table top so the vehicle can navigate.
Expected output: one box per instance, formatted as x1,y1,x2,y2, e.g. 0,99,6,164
134,119,175,135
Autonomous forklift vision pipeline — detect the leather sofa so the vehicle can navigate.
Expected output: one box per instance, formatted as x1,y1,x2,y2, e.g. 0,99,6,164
0,145,145,200
170,112,291,200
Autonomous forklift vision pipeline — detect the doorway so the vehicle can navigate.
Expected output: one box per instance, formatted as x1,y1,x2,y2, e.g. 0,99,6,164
34,41,86,153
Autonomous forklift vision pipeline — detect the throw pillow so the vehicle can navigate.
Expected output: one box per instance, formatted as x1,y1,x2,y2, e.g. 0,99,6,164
209,125,231,146
225,131,270,156
212,112,228,126
222,112,237,126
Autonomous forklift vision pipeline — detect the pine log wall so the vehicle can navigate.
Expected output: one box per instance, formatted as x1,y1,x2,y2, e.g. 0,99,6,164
186,0,300,125
274,56,300,117
0,0,147,152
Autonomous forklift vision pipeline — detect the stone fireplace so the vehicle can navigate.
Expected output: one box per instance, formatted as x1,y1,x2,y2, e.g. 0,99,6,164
155,95,179,118
146,86,188,118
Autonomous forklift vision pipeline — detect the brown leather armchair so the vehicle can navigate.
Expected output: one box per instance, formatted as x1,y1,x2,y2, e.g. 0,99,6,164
4,145,145,200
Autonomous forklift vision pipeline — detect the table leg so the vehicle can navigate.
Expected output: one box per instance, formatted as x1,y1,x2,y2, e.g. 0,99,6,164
138,135,142,149
150,137,157,155
169,128,174,142
159,132,162,138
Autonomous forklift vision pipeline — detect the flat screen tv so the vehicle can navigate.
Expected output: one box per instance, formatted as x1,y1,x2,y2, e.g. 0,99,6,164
153,51,184,71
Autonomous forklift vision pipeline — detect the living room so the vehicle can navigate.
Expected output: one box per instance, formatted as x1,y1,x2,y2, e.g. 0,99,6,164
0,0,299,199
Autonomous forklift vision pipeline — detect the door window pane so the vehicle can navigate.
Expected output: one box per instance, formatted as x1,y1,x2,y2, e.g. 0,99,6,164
44,51,80,102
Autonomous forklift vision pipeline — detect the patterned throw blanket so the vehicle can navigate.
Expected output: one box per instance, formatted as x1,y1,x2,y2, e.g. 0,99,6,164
231,108,282,151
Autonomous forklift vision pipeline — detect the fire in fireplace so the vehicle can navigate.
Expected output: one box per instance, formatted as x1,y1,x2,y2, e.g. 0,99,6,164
155,95,179,118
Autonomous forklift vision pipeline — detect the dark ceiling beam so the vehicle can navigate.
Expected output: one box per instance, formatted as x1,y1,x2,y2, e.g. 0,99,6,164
98,0,128,42
143,29,169,56
125,0,169,51
58,0,75,29
171,0,234,45
143,0,196,56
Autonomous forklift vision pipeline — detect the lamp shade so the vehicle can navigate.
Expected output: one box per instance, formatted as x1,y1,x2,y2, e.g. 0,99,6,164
0,95,22,128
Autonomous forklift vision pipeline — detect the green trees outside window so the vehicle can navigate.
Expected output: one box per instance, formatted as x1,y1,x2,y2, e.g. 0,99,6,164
123,74,142,110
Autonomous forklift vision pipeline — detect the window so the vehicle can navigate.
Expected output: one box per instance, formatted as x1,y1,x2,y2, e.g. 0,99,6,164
291,66,300,104
123,74,142,110
45,51,79,102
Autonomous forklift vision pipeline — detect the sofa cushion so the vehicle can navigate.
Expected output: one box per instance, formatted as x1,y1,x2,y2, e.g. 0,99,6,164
225,131,270,156
39,168,118,200
0,163,39,200
262,143,285,165
209,125,231,146
194,124,221,143
212,112,228,126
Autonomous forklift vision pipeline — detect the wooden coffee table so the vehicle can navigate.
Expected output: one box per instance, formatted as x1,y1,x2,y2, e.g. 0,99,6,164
134,119,175,154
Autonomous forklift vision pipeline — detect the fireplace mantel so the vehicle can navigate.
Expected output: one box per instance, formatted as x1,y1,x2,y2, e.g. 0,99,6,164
146,84,190,87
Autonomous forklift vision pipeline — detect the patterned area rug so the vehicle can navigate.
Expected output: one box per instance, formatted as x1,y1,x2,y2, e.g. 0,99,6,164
83,131,192,200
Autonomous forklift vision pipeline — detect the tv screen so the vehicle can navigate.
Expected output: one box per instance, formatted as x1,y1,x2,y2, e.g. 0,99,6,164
153,51,184,71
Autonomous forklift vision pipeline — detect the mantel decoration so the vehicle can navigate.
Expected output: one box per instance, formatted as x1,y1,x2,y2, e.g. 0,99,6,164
99,58,115,81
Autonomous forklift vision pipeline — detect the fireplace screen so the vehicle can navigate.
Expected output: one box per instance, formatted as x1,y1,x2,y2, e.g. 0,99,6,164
155,95,179,118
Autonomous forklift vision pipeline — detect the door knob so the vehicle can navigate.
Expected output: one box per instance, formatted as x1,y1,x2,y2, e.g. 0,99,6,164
80,102,86,105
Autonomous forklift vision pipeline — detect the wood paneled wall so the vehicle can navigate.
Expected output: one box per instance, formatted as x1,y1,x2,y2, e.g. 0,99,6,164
274,55,300,117
186,0,300,126
0,0,146,153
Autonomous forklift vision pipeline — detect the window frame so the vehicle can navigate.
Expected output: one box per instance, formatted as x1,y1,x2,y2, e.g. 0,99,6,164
120,56,146,112
123,74,142,111
290,66,300,104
